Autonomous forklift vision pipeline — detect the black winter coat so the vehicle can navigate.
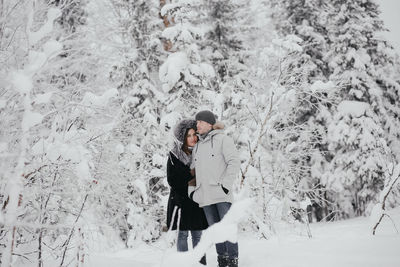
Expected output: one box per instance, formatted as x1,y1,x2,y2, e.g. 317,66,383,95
166,152,208,231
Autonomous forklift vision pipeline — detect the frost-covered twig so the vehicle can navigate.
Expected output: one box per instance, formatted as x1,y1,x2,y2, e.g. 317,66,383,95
240,92,274,186
60,194,88,267
372,164,400,235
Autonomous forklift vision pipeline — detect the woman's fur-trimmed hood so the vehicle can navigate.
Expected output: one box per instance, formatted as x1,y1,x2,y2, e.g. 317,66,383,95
170,119,196,166
173,119,196,143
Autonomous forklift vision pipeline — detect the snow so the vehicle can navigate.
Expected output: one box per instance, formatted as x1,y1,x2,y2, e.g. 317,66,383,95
76,159,91,180
337,100,370,117
25,51,47,74
34,92,53,104
0,142,7,153
82,88,119,107
133,179,148,203
149,168,164,177
309,80,335,93
128,143,141,154
42,39,63,57
275,88,296,112
160,112,181,131
162,24,195,43
160,3,181,17
45,140,89,164
199,63,215,78
159,51,214,92
380,164,400,203
272,35,303,52
159,52,190,92
152,154,165,167
285,142,296,153
0,99,5,109
11,71,33,94
346,47,371,70
144,112,158,126
28,8,61,45
370,203,384,227
115,143,124,154
299,197,312,210
85,206,400,267
31,138,48,155
21,111,43,132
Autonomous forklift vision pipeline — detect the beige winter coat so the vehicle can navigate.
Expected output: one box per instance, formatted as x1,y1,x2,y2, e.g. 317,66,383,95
190,126,240,207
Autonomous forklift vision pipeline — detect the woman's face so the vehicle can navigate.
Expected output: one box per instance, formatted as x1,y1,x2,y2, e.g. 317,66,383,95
186,128,198,147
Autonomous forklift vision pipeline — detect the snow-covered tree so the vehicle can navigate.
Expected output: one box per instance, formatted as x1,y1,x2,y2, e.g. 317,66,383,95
159,0,215,116
0,3,68,265
324,0,400,218
202,0,249,83
0,0,123,264
269,0,335,222
200,0,257,146
99,0,169,245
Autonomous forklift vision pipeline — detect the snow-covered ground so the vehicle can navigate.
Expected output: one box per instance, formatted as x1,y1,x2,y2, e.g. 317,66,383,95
86,207,400,267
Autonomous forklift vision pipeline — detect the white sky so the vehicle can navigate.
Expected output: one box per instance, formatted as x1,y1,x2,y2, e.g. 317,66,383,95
376,0,400,54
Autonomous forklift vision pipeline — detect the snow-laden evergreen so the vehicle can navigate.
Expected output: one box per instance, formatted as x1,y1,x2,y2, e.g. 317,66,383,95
270,0,400,220
324,0,400,218
160,0,215,116
268,0,336,222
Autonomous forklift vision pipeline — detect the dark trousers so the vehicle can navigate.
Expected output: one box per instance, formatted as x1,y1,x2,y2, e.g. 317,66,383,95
177,230,202,252
202,202,239,258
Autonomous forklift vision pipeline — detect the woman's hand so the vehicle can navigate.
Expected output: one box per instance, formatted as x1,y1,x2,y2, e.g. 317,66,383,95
188,178,196,186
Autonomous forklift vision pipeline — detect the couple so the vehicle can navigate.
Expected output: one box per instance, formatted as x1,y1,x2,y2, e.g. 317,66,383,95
166,110,240,267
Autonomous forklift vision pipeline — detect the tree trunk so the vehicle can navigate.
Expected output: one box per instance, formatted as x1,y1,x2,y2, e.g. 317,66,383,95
38,230,43,267
160,0,172,51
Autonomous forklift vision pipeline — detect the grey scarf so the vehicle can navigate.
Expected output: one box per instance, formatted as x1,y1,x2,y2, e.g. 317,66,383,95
170,141,192,166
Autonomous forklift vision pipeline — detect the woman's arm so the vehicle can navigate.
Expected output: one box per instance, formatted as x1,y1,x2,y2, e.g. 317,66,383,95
167,157,191,196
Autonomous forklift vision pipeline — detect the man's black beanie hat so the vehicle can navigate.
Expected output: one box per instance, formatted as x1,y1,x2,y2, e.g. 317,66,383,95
195,110,216,125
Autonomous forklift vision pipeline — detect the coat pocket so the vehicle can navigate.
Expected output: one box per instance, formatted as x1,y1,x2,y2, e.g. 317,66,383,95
207,183,228,200
208,180,220,185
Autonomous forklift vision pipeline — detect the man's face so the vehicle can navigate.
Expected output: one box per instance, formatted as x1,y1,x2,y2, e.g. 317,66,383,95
196,120,212,135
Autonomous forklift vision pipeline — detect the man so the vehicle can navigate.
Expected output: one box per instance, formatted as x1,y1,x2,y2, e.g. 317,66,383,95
189,110,240,267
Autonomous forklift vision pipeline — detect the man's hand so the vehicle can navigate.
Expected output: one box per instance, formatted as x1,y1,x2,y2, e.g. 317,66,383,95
221,185,229,194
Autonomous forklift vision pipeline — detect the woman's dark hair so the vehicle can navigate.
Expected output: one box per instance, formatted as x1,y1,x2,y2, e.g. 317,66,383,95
182,128,195,155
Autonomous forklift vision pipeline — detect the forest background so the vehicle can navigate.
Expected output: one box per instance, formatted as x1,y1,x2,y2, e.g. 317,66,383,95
0,0,399,266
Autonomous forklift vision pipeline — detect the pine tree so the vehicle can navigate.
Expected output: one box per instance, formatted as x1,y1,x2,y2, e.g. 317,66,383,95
203,0,248,83
201,0,256,124
270,0,335,221
324,0,400,217
97,0,168,245
159,0,215,116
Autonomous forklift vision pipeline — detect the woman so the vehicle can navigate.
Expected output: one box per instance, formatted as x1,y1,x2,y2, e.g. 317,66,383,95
166,119,208,265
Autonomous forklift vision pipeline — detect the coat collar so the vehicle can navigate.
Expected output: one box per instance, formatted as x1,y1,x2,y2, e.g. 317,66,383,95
198,129,223,142
170,141,192,166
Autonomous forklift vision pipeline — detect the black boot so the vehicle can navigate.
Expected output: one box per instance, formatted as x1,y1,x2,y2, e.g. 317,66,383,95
199,255,207,265
226,257,238,267
217,255,229,267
